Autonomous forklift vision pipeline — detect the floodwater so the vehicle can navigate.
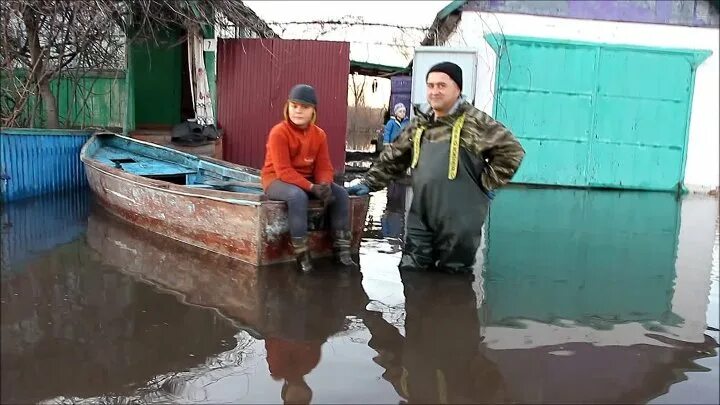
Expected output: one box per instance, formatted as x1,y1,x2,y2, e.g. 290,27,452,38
1,185,718,404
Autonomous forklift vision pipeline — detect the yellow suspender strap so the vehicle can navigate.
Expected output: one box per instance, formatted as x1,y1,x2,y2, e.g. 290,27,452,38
411,113,465,177
448,113,466,180
411,126,425,169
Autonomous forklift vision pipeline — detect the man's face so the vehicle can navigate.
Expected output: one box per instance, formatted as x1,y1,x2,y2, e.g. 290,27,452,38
395,108,406,120
426,72,461,114
288,101,314,127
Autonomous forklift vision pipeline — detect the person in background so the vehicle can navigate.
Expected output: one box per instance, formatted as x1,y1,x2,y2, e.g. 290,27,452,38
261,84,358,273
382,103,410,146
347,62,525,273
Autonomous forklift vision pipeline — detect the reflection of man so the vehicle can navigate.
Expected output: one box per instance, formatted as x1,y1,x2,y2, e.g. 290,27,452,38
362,271,507,403
348,62,525,272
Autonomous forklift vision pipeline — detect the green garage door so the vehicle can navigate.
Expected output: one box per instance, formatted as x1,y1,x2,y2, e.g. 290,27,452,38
487,36,709,191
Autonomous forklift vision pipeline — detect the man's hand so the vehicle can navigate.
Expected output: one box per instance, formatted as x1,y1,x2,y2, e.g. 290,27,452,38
346,183,370,196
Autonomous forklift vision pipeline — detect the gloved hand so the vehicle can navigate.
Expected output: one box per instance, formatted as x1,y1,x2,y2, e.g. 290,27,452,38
310,183,333,203
346,182,370,196
319,183,336,204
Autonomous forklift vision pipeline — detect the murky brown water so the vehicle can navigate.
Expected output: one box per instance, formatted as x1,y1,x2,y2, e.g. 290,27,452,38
1,185,718,404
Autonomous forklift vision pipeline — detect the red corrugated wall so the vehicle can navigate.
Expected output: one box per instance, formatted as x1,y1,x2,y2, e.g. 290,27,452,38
217,39,350,173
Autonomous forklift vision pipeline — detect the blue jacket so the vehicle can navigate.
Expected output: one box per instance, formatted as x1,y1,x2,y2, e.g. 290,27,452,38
383,117,409,144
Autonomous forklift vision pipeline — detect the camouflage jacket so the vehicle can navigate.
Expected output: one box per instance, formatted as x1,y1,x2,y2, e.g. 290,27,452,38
363,100,525,192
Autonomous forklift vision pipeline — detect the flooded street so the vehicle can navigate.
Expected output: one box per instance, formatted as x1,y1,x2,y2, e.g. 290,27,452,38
1,186,718,404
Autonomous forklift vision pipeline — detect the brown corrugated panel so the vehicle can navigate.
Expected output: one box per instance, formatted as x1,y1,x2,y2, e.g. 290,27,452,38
217,39,350,173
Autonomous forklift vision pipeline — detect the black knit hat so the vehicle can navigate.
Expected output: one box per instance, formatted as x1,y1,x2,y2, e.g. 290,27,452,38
288,84,317,106
426,62,463,90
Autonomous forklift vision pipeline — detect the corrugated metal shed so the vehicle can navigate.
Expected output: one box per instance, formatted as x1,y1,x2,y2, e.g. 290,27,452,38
390,75,412,116
217,38,350,172
0,129,92,202
1,190,89,270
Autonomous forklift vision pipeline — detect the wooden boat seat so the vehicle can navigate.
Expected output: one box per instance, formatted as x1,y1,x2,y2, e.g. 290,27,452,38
95,146,196,177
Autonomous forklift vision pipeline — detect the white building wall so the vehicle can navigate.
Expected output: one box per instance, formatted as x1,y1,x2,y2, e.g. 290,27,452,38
347,75,392,109
445,12,719,191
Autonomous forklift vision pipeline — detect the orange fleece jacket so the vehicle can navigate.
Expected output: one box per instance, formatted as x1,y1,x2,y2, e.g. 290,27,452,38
261,121,335,191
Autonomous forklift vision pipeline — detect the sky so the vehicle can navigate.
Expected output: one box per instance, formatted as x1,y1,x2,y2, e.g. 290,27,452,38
243,1,451,107
244,1,450,65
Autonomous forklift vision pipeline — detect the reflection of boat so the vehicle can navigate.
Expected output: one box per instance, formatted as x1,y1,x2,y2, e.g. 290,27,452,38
85,206,370,339
82,207,381,403
80,132,369,265
0,237,238,404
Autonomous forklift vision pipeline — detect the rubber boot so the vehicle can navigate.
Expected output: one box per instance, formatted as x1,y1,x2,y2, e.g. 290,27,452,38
333,230,359,268
291,237,314,273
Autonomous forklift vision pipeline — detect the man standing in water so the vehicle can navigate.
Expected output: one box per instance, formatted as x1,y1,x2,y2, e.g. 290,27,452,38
347,62,525,272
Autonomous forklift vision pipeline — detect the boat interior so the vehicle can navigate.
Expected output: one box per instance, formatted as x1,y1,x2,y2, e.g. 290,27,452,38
86,133,264,194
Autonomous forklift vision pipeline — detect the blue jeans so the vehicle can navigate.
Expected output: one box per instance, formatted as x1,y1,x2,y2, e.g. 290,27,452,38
266,180,350,238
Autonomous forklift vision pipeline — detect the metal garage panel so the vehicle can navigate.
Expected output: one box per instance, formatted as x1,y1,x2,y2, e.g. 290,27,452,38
492,39,596,187
495,89,593,186
496,41,597,94
487,35,709,191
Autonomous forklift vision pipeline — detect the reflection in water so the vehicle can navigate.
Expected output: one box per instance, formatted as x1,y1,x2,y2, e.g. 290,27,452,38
364,271,507,403
472,188,719,403
362,262,713,403
0,214,238,403
483,188,682,332
260,269,371,404
86,207,376,404
1,190,89,271
0,187,717,404
367,185,719,403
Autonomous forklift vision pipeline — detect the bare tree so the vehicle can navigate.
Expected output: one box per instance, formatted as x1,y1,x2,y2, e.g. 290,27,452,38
390,31,413,63
1,1,126,128
0,0,277,129
349,73,367,108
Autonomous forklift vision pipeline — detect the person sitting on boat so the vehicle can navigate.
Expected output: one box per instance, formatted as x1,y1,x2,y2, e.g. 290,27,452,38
346,62,525,273
383,102,409,146
261,84,358,273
